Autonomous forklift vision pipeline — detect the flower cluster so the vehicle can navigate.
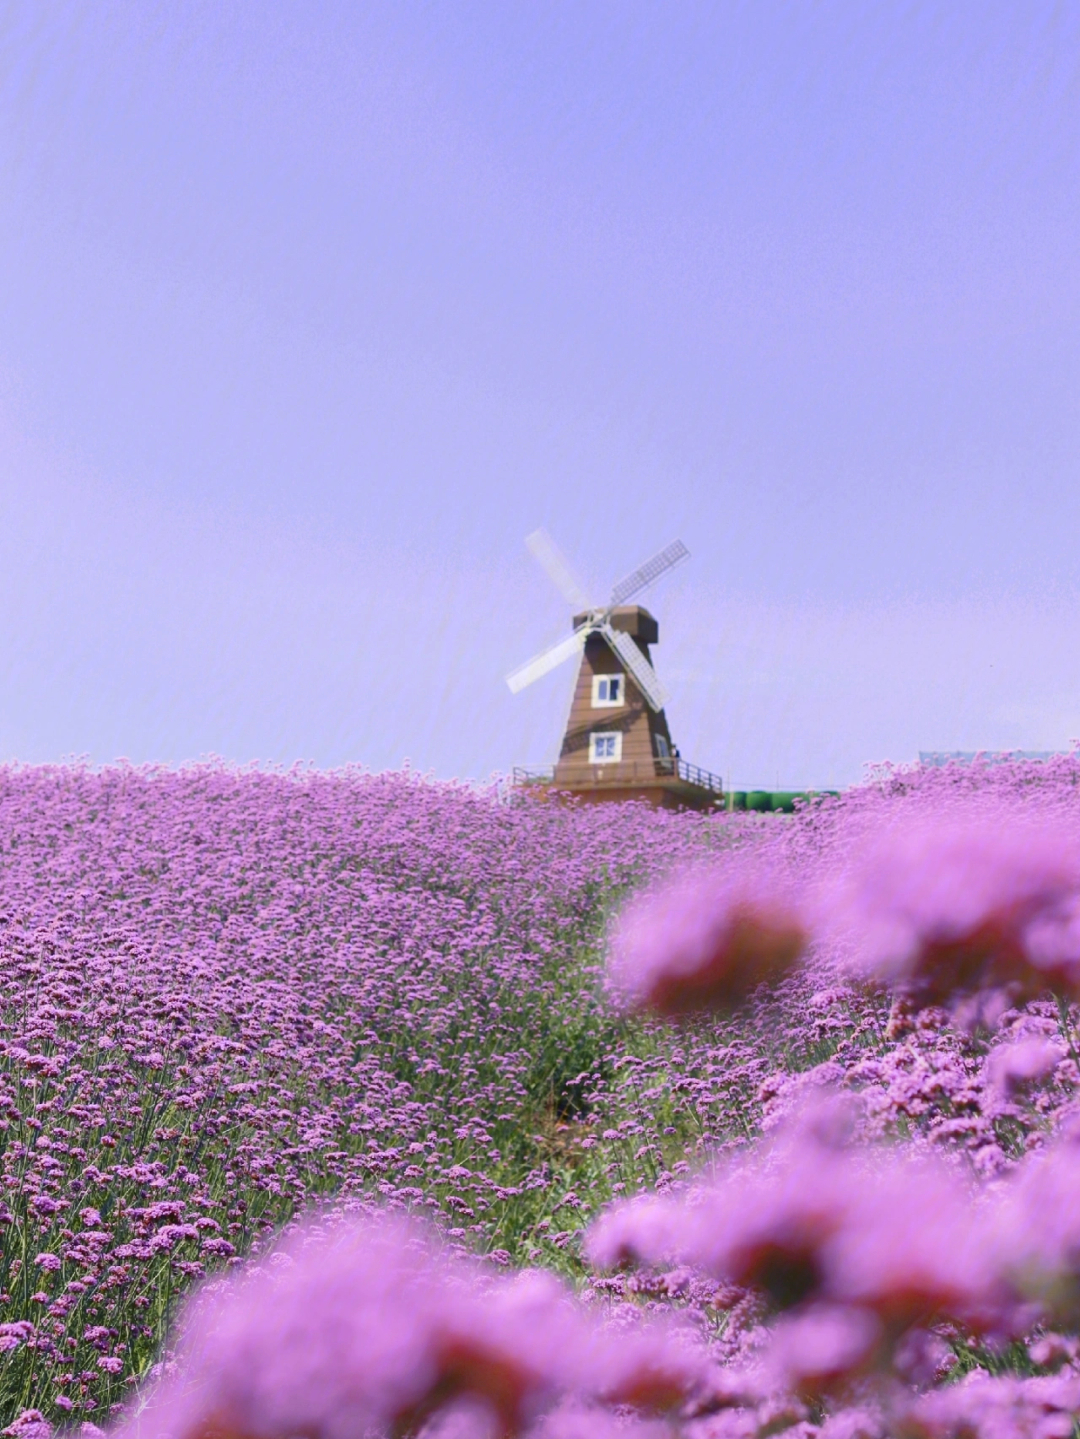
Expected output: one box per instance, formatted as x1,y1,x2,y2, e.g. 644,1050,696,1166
588,1106,1002,1334
118,1216,707,1439
608,865,806,1018
1,756,1080,1437
582,759,1080,1437
835,819,1080,1023
0,762,721,1424
588,1101,1080,1395
610,796,1080,1029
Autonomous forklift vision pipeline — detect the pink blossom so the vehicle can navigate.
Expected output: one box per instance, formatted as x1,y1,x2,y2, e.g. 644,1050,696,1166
117,1217,707,1439
984,1036,1065,1104
608,866,807,1018
837,820,1080,1013
588,1112,1004,1333
994,1141,1080,1322
764,1303,882,1397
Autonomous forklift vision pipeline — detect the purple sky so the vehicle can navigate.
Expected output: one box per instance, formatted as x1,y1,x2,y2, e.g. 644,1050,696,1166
2,3,1080,787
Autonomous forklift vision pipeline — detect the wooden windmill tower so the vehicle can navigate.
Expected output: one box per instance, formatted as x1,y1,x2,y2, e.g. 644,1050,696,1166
507,531,724,811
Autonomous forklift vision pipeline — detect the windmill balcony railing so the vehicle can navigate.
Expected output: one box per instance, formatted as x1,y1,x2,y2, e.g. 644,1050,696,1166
512,759,725,796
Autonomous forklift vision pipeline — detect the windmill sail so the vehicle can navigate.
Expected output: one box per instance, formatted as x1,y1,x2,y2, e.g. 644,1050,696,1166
511,530,683,709
506,625,588,693
526,529,591,610
609,539,689,607
509,528,722,811
601,622,667,712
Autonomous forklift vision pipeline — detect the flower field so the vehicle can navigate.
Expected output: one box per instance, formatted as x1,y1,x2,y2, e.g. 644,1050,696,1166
2,759,1080,1437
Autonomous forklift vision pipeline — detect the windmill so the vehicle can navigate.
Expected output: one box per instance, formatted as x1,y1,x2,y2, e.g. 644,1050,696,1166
507,531,724,809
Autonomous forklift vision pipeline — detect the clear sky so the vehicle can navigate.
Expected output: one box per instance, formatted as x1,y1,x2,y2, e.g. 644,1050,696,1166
2,2,1080,787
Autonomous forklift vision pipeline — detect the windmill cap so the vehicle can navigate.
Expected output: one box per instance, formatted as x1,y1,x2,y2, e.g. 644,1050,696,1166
573,605,658,645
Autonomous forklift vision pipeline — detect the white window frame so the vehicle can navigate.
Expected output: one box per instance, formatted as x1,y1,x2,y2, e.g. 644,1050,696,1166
591,673,624,708
589,731,622,764
654,733,670,759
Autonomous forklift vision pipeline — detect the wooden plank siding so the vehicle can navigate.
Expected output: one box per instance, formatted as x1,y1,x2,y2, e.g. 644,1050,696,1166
546,604,720,809
553,606,671,784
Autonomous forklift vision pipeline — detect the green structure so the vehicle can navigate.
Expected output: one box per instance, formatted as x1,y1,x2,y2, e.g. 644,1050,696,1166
723,789,839,813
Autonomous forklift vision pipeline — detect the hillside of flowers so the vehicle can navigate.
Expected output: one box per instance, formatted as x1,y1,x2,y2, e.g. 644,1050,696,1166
3,758,1080,1438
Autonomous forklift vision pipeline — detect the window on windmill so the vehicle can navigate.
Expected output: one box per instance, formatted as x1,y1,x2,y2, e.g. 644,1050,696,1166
654,733,670,759
589,732,622,764
592,674,623,707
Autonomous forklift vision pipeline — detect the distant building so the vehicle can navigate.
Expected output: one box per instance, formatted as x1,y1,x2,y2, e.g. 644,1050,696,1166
918,750,1067,767
515,604,724,811
508,534,724,811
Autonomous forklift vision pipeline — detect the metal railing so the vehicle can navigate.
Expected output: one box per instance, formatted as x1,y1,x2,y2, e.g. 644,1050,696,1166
668,757,724,794
512,759,724,795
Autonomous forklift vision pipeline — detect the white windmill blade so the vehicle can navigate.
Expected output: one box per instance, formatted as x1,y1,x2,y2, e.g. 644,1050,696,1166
601,622,667,712
525,529,591,610
609,539,689,607
506,625,589,694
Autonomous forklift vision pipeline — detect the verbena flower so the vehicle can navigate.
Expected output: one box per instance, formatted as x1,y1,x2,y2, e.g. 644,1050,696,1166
984,1036,1065,1105
904,1369,1080,1439
117,1217,706,1439
764,1303,882,1398
607,866,807,1018
588,1107,1003,1337
7,758,1080,1428
836,820,1080,1018
994,1141,1080,1324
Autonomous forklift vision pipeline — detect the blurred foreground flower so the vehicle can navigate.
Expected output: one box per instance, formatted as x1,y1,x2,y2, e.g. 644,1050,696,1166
995,1141,1080,1326
764,1303,882,1398
984,1035,1065,1107
608,867,807,1018
587,1106,1005,1345
904,1369,1080,1439
837,821,1080,1022
116,1216,707,1439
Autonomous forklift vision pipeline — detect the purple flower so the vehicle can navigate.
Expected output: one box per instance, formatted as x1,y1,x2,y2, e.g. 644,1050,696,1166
588,1105,1004,1334
199,1238,237,1259
906,1370,1080,1439
608,866,806,1018
116,1216,706,1439
837,819,1080,1014
0,1322,34,1353
765,1303,882,1397
2,1411,51,1439
995,1141,1080,1322
588,1109,854,1309
985,1036,1064,1104
822,1153,1002,1332
10,756,1080,1422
